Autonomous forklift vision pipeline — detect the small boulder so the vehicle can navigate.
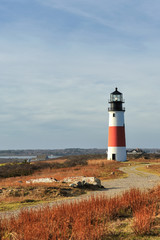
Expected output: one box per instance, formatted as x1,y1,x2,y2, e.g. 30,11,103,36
26,178,58,184
69,183,77,188
62,176,101,188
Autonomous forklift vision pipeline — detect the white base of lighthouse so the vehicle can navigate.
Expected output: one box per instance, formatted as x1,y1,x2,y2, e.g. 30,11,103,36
108,147,126,162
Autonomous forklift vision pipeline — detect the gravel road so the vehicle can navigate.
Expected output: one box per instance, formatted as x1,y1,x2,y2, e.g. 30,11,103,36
101,165,160,197
1,164,160,219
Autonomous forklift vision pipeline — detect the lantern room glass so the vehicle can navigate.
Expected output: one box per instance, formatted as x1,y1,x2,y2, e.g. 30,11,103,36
110,94,123,102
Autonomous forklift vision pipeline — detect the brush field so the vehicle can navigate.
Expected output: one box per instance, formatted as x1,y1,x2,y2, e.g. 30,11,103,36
0,155,125,211
0,154,160,239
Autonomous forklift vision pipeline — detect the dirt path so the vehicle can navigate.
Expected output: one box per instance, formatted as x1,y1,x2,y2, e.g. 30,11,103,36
70,164,160,199
100,165,160,197
1,164,160,219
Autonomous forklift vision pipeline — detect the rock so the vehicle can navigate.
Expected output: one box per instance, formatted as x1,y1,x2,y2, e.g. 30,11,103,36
62,176,101,188
69,183,77,188
26,178,58,184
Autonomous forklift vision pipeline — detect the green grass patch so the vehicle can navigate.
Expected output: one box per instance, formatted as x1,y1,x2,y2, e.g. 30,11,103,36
0,199,43,212
0,163,7,166
136,164,160,176
99,167,127,180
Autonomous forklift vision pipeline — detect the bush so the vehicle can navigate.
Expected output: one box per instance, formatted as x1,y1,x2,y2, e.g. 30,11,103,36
0,163,38,178
0,155,88,178
132,204,155,235
64,158,87,167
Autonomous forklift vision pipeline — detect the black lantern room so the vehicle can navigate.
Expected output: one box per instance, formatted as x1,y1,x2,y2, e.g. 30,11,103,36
108,88,125,111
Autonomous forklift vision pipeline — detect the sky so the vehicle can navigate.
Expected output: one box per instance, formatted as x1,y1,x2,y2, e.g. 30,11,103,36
0,0,160,150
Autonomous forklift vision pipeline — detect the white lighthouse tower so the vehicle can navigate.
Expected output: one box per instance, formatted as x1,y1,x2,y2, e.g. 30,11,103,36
107,88,126,162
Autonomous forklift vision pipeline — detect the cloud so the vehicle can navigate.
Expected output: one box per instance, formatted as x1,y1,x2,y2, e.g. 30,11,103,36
37,0,160,39
0,0,159,148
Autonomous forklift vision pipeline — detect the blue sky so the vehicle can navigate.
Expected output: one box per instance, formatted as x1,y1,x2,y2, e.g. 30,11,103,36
0,0,160,149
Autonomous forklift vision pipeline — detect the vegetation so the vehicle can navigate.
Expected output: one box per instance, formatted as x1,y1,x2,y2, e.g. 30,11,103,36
136,163,160,176
0,154,125,179
0,162,37,178
146,164,160,175
127,153,160,160
0,156,88,178
0,184,85,211
1,154,160,239
0,186,160,239
64,153,107,160
1,152,159,179
0,155,125,213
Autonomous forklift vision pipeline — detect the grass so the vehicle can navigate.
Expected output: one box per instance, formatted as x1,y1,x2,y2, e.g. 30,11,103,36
0,157,126,212
0,158,126,187
136,163,160,176
123,158,160,176
0,187,160,239
148,164,160,175
128,158,160,164
0,200,41,212
0,156,160,239
0,184,85,211
0,156,158,213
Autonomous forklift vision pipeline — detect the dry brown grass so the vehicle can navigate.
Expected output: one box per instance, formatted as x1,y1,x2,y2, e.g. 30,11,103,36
1,186,160,239
1,157,160,239
0,159,125,188
129,158,160,163
33,158,67,164
144,164,160,175
0,183,84,205
0,158,126,211
88,159,115,165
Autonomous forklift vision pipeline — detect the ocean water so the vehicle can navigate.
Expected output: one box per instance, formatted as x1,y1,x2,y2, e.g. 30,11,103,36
0,156,36,159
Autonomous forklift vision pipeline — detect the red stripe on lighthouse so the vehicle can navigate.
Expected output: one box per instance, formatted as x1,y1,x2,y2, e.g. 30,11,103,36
108,126,126,147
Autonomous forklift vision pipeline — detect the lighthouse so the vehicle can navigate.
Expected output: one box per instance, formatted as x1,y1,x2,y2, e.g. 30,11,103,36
107,88,126,162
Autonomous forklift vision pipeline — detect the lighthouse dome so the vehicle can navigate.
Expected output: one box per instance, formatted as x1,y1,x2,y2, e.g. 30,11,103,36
111,87,122,96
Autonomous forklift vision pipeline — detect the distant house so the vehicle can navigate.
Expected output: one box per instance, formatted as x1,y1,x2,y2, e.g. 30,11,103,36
127,148,144,154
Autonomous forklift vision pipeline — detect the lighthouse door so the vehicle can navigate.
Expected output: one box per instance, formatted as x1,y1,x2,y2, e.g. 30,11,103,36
112,154,116,160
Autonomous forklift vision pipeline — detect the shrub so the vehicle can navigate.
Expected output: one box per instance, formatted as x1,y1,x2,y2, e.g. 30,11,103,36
0,156,88,179
0,163,38,178
132,204,155,235
64,158,87,167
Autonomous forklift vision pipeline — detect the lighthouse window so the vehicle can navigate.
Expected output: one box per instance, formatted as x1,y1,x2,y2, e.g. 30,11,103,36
113,113,115,117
